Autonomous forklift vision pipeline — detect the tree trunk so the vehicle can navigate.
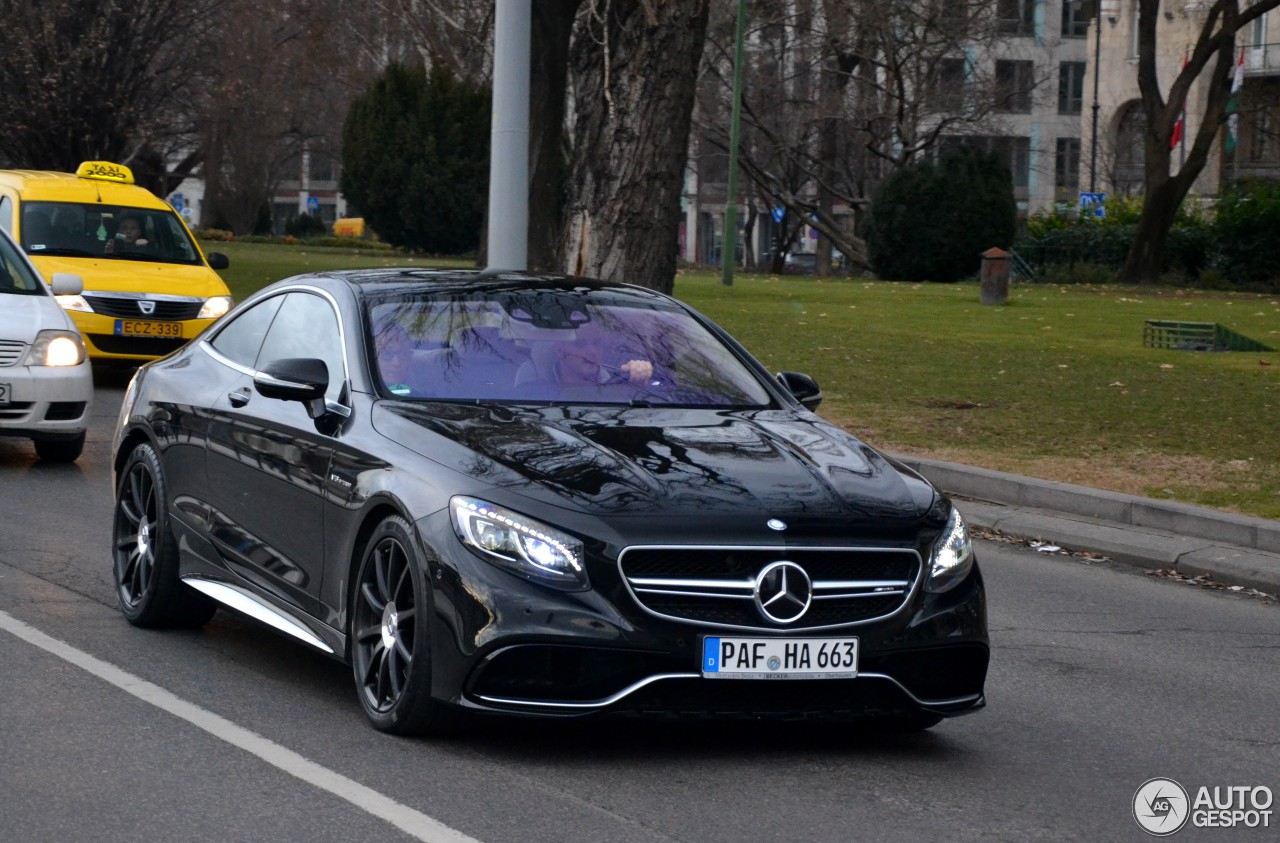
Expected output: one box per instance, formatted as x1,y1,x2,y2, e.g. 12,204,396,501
560,0,711,294
527,0,583,271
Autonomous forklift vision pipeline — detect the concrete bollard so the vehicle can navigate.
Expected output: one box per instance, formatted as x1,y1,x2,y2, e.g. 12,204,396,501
980,247,1010,305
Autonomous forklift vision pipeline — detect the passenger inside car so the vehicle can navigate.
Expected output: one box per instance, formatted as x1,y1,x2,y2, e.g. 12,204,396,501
105,213,155,255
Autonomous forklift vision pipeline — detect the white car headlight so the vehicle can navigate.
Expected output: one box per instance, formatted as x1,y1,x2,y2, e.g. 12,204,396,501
25,330,87,367
55,294,93,313
925,506,974,593
450,496,587,590
198,296,233,319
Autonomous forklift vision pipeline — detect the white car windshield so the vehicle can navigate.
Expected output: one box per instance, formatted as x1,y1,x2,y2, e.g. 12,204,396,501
0,230,47,296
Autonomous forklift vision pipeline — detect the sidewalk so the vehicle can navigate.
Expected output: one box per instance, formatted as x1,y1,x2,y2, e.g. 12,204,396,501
893,454,1280,596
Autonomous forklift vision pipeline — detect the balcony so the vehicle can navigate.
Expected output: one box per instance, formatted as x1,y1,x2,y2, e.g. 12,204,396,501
1244,44,1280,75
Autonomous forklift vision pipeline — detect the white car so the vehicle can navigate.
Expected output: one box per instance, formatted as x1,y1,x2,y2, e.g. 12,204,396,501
0,227,93,461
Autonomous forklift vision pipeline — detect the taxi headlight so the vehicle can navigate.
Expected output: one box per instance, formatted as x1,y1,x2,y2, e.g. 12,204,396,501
55,294,93,313
26,330,86,367
450,496,587,590
925,506,974,593
198,296,233,319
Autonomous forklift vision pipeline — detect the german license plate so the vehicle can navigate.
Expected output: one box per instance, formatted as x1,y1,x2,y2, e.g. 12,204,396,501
0,383,9,405
115,319,182,338
702,636,858,679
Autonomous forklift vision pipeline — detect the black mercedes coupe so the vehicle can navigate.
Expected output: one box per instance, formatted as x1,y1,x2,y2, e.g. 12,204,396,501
111,269,988,734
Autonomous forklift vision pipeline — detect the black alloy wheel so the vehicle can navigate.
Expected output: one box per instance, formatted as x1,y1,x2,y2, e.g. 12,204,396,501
112,444,215,628
351,516,456,735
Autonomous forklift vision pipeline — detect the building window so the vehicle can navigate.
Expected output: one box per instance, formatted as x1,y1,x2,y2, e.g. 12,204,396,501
996,60,1035,113
998,0,1036,35
937,58,967,111
1248,107,1280,163
1062,0,1090,38
940,135,1032,189
1055,137,1081,192
1058,62,1086,114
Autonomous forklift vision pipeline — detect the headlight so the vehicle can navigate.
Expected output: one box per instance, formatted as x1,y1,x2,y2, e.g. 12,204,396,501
925,506,974,593
55,294,93,313
450,496,587,590
198,296,233,319
25,330,86,367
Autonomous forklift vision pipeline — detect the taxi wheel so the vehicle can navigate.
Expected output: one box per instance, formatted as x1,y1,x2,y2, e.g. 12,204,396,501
351,516,458,735
112,443,216,628
34,433,85,463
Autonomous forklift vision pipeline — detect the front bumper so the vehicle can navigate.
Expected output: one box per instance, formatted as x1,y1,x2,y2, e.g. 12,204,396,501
70,311,216,361
0,361,93,439
419,515,989,721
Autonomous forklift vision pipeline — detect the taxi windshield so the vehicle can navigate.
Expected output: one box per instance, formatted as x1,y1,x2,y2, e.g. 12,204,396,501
20,202,201,265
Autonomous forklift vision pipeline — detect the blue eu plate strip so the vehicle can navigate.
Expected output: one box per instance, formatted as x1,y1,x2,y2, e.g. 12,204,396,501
703,637,720,673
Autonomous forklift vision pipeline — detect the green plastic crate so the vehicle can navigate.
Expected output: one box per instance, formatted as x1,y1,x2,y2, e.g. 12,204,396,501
1143,320,1273,352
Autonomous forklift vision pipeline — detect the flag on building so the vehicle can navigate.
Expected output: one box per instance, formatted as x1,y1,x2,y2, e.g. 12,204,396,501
1170,52,1189,150
1225,47,1246,155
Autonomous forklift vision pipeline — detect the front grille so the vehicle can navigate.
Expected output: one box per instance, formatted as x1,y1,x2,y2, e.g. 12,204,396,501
0,340,24,366
83,295,203,320
87,334,188,356
619,546,921,632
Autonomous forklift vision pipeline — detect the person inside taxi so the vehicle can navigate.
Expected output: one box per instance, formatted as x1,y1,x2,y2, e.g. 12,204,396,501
105,213,153,255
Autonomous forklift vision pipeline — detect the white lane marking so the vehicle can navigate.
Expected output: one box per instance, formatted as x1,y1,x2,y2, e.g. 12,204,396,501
0,609,481,843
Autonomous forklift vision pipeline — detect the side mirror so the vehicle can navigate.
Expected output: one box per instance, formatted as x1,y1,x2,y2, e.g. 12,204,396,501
776,371,823,412
255,358,329,417
49,273,83,296
206,252,230,270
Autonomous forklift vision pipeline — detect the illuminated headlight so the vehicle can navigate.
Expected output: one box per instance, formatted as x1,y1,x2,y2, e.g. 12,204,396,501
925,506,974,593
25,330,86,367
450,496,587,590
55,294,93,313
198,296,233,319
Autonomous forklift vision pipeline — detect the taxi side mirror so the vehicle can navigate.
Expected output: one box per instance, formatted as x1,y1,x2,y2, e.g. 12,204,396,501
206,252,229,270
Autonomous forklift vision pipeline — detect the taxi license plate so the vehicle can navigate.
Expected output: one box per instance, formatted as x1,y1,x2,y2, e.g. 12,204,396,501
115,319,182,338
702,636,858,679
0,383,10,405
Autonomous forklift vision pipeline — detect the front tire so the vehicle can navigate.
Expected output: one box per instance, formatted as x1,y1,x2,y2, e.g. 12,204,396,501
351,515,456,735
112,443,216,628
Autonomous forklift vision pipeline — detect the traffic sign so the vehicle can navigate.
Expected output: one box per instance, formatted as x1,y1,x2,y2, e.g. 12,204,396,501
1078,192,1106,218
306,196,320,215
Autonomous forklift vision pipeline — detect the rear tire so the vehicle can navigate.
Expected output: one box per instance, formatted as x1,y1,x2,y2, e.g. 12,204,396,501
351,515,457,735
112,443,216,628
34,433,85,463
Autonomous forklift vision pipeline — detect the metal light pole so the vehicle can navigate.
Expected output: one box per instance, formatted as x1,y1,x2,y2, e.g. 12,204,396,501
720,0,747,287
1089,1,1102,193
487,0,530,271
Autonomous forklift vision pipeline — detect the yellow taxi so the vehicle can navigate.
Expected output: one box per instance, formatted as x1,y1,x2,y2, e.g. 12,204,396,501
0,161,233,362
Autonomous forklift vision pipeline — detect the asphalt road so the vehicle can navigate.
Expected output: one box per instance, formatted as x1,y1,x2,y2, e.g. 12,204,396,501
0,372,1276,843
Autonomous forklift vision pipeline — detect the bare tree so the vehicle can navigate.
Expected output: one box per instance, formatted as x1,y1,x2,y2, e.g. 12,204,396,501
0,0,221,178
697,0,1040,274
1121,0,1280,282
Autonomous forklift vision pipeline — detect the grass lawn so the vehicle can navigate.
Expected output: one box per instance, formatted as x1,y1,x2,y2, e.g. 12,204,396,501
207,241,1280,519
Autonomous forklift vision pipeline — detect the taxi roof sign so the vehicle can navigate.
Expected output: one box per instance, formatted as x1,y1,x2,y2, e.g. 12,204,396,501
76,161,135,184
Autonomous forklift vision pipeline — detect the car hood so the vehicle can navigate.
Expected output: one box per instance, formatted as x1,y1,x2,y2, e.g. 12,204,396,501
26,254,228,297
0,293,73,342
374,403,935,538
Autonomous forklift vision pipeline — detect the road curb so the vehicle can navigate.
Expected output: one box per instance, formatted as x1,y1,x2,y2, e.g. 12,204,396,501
892,454,1280,596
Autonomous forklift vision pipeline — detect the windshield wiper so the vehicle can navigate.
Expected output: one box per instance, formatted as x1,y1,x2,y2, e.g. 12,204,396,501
27,247,96,257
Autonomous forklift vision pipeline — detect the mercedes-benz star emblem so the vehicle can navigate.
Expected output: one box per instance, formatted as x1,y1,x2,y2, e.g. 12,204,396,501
753,560,812,624
137,300,156,315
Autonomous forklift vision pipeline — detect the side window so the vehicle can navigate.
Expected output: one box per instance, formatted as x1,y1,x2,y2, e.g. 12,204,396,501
209,295,285,368
256,292,347,402
0,197,12,234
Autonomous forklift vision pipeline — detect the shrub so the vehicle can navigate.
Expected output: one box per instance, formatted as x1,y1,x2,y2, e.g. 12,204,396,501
865,147,1016,282
1212,182,1280,286
284,213,327,238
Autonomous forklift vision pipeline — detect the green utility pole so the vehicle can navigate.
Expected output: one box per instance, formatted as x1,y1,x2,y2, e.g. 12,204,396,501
720,0,747,287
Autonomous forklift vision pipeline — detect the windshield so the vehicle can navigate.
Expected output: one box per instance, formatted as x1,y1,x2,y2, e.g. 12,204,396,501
367,289,774,408
0,231,47,296
21,201,202,265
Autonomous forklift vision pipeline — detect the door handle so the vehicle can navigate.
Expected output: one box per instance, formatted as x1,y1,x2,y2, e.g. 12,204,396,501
227,389,250,408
